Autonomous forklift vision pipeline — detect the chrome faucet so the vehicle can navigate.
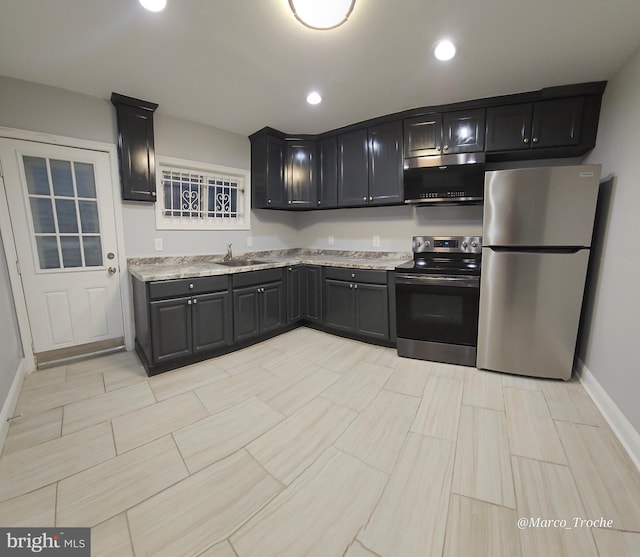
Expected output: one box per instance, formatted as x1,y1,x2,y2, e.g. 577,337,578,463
224,243,233,261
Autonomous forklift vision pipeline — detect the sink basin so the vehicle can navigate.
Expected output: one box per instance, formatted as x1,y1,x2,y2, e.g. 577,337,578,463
217,259,268,267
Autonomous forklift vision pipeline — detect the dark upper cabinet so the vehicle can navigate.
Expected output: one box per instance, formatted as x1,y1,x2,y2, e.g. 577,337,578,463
404,109,484,159
486,97,584,152
318,137,338,208
368,120,404,205
531,97,584,148
403,114,443,157
285,140,317,208
111,93,158,202
443,109,486,154
251,131,286,209
338,129,369,206
338,121,403,207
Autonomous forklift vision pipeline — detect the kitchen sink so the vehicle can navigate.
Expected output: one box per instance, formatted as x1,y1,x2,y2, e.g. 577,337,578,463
217,259,268,267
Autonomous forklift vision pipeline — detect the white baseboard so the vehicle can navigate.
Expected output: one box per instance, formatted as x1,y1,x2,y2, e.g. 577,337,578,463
576,358,640,472
0,359,28,452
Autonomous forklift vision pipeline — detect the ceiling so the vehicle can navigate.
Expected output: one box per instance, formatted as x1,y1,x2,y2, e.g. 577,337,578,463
1,0,640,137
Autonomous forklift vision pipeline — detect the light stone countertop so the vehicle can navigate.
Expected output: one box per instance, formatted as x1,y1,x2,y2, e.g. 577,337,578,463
128,249,413,282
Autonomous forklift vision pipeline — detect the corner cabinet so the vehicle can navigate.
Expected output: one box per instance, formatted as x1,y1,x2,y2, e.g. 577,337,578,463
111,93,158,202
323,267,390,342
132,275,233,375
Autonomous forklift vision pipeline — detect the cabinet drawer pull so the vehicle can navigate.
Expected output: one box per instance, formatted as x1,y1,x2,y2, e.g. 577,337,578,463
189,283,194,289
351,273,355,278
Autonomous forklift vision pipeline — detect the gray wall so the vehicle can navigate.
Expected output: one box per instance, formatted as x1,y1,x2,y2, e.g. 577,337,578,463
0,230,23,407
0,75,299,258
582,44,640,434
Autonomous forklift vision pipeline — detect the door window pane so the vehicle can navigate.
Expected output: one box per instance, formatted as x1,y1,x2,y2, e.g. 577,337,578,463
50,159,75,197
79,201,100,233
83,236,103,266
36,236,60,269
75,163,97,198
29,198,56,233
60,236,82,268
23,156,50,195
55,199,79,233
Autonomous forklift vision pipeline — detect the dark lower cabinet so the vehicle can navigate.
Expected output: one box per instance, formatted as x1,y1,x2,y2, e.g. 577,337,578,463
192,292,233,353
150,297,192,363
323,268,390,342
232,269,286,342
287,266,303,323
354,283,389,340
304,266,323,324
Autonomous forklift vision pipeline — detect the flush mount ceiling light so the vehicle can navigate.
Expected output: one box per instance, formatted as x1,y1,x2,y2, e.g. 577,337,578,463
434,39,456,61
139,0,166,12
289,0,356,30
306,91,322,105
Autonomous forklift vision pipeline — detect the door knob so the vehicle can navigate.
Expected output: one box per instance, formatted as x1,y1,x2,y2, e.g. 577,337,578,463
108,266,117,275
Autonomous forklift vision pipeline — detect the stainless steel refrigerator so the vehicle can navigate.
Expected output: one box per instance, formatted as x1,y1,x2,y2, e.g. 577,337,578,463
477,165,601,380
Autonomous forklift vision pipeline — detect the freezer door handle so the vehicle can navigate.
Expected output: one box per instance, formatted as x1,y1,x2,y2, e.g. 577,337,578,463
486,246,586,254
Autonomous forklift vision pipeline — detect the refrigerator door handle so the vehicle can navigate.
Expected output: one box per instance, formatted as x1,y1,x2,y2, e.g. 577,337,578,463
486,246,587,254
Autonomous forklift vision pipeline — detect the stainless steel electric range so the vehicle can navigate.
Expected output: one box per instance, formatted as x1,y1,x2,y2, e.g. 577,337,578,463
395,235,482,367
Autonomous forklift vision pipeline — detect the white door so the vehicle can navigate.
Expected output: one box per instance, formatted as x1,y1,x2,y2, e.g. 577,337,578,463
0,138,125,362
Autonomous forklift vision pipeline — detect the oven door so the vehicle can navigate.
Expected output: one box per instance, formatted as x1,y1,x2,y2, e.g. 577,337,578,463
395,273,480,346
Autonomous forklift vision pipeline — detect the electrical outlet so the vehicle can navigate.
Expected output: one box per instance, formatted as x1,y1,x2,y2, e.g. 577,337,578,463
246,236,253,247
328,235,335,246
373,235,381,247
154,238,163,251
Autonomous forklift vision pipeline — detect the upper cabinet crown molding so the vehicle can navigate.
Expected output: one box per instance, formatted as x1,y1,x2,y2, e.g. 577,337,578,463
111,92,159,202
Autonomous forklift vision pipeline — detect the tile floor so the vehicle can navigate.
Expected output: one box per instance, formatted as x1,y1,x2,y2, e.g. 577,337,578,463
1,327,640,557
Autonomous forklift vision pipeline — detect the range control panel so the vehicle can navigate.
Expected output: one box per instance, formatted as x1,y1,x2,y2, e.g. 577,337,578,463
413,235,482,254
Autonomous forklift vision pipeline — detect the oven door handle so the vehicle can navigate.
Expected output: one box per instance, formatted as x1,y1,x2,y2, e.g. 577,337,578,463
395,273,480,288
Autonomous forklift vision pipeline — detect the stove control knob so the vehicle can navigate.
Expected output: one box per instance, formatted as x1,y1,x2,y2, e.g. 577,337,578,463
471,241,478,248
424,240,430,247
462,241,468,249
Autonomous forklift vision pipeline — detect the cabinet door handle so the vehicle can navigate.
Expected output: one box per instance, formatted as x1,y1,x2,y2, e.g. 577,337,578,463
192,298,198,304
151,191,157,197
369,196,373,201
349,284,353,289
317,200,322,205
532,137,538,143
523,137,529,143
288,267,292,272
188,299,192,305
354,284,358,289
362,196,367,201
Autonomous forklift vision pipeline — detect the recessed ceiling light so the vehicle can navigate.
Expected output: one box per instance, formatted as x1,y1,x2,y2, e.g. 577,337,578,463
434,40,456,61
139,0,166,12
307,92,322,105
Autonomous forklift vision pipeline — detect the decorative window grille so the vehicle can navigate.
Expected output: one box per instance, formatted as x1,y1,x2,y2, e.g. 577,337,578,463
155,157,250,230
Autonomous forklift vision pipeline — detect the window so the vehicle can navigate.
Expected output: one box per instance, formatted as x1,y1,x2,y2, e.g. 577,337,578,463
155,156,250,230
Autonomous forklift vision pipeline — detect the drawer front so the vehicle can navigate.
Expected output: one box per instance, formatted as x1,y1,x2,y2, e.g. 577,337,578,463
233,268,283,288
323,267,387,285
149,275,229,300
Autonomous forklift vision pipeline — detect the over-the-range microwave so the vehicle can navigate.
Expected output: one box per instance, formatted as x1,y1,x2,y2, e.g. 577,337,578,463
403,152,485,206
